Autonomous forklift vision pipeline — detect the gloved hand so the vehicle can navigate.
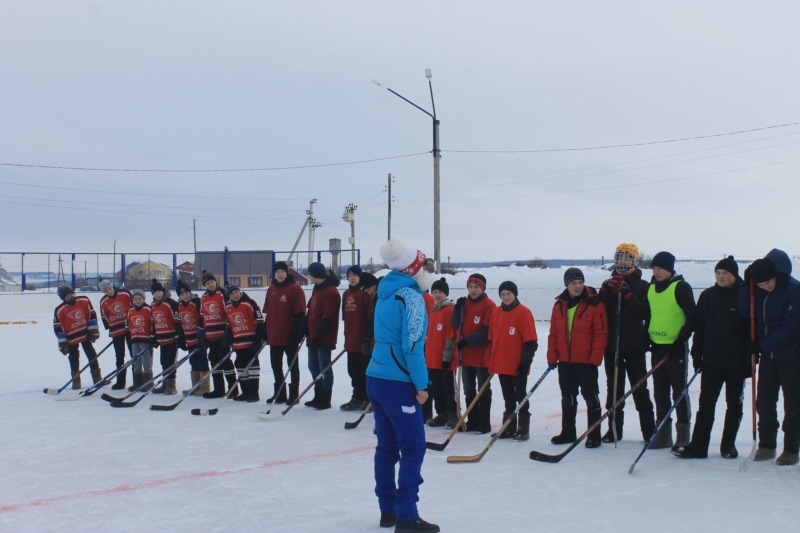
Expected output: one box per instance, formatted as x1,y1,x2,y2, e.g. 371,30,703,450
442,360,452,370
57,333,69,355
150,334,159,348
516,363,530,376
309,337,322,348
361,337,374,357
88,320,100,343
454,297,466,311
222,328,233,349
606,276,624,293
746,339,760,360
177,334,187,351
457,339,468,351
692,355,702,373
671,340,686,359
547,363,557,371
288,330,301,346
196,328,207,352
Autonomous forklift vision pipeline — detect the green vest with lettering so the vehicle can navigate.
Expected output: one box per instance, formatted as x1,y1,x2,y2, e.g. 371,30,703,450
648,281,685,344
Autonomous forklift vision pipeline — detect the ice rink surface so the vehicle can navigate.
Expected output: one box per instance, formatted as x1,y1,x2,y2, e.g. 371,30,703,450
2,264,800,532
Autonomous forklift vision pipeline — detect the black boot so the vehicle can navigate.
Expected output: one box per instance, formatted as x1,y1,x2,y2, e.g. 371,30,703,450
465,395,476,431
427,412,448,427
472,396,492,434
226,372,240,400
203,373,226,399
305,385,322,407
445,411,460,430
233,378,249,401
267,383,287,404
380,512,396,528
394,517,440,533
286,383,299,405
552,396,578,444
514,412,531,441
585,404,602,448
314,389,332,410
602,410,624,443
111,370,126,390
639,410,656,441
247,378,260,402
494,411,516,439
649,419,674,449
720,408,742,458
127,372,142,392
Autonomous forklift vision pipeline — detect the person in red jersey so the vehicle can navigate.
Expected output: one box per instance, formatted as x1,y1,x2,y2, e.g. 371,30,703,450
488,281,539,441
176,280,210,396
340,265,375,412
53,285,102,389
548,268,608,449
200,270,236,399
452,273,496,433
150,279,183,395
225,282,266,402
425,277,459,429
126,289,154,391
263,261,307,405
303,262,341,410
98,278,133,390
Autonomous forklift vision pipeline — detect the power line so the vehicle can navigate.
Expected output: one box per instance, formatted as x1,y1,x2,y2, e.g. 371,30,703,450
0,151,429,172
442,121,800,153
0,194,306,213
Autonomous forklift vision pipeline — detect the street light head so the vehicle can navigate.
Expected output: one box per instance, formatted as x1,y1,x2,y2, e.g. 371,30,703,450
371,79,383,87
425,69,432,79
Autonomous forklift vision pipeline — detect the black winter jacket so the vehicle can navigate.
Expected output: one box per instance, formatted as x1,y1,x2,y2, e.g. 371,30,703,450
691,280,748,369
598,267,649,354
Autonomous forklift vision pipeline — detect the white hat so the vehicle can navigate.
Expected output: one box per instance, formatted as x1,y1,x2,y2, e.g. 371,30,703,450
380,239,433,290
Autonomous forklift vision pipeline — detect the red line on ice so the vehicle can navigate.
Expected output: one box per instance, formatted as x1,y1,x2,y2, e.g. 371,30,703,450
0,444,374,514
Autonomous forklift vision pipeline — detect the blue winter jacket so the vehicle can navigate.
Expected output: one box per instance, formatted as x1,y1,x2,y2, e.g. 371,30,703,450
738,249,800,360
366,270,429,390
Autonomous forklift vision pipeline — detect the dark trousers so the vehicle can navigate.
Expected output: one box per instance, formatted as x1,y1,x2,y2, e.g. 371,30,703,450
270,344,300,385
235,347,260,383
757,358,800,452
308,345,333,390
604,351,655,421
558,362,600,406
67,341,99,373
189,345,209,371
159,343,178,379
367,376,426,522
462,365,492,404
651,344,691,424
427,368,456,415
498,373,529,415
347,351,371,401
112,335,130,367
693,366,746,450
208,340,235,378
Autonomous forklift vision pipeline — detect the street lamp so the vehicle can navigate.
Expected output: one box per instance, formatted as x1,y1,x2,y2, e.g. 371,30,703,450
372,71,441,274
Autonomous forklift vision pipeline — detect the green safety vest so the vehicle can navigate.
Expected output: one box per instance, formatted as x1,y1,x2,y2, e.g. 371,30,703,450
648,281,686,344
567,305,577,343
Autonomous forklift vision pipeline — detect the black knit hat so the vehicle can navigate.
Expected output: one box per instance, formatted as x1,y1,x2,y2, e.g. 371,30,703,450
498,280,518,298
347,265,363,278
360,272,378,290
563,267,585,287
749,258,776,283
225,281,240,298
201,270,216,286
273,261,289,274
652,251,676,273
57,285,74,301
466,273,487,291
431,277,449,296
150,278,166,294
714,256,739,277
176,279,192,295
308,262,326,279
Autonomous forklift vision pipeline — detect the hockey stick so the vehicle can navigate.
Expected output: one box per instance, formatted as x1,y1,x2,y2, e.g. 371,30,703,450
191,344,267,416
455,305,464,422
258,347,346,420
529,355,670,464
109,351,193,407
428,373,493,451
44,340,113,395
55,344,150,401
344,402,372,430
264,335,307,414
628,367,700,473
149,349,234,411
612,292,622,447
102,348,195,403
740,280,758,473
447,367,551,464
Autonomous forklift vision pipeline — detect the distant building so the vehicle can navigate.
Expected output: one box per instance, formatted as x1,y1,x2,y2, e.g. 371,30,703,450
117,260,173,290
193,250,274,288
0,267,22,293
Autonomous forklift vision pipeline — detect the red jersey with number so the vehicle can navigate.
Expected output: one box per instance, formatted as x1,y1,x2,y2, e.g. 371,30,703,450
53,297,97,346
127,305,154,342
99,288,132,338
178,297,204,347
264,279,307,346
201,289,228,340
426,303,457,370
342,286,373,352
152,297,180,346
488,302,538,376
458,295,497,367
226,294,265,351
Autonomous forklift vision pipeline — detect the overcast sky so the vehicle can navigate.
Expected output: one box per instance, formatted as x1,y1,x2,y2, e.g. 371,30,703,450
1,1,798,268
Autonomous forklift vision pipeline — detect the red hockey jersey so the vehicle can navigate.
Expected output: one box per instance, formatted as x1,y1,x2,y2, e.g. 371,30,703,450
457,294,497,368
99,288,132,338
488,302,538,376
226,294,265,351
178,297,204,348
426,303,457,370
342,286,373,352
53,296,97,346
151,297,180,346
127,305,154,342
201,289,228,340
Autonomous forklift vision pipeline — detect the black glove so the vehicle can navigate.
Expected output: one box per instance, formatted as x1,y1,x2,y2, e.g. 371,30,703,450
671,340,686,359
457,339,468,351
222,328,233,350
746,339,760,360
150,334,159,348
743,265,752,284
442,360,452,370
57,334,69,355
196,328,207,352
516,363,530,376
454,297,466,311
310,337,322,348
178,335,188,351
361,337,374,357
692,355,702,373
288,330,302,346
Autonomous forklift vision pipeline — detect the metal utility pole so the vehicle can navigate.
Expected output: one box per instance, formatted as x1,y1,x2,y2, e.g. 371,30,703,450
193,219,197,255
307,199,320,267
113,240,116,286
343,203,358,267
387,173,393,240
372,70,441,273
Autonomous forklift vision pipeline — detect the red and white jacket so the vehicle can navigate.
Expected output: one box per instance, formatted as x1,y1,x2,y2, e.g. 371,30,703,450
225,293,265,351
151,297,181,346
127,304,154,343
201,289,228,341
178,297,204,348
99,288,133,338
53,296,97,346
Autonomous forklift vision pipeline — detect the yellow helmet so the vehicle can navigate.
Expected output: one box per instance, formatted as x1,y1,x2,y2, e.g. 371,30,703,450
614,243,640,273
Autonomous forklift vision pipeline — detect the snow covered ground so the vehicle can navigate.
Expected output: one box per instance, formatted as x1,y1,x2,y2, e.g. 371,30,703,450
2,263,799,532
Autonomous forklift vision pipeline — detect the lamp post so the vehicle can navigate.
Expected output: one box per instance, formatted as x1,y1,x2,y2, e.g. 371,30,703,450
372,70,441,274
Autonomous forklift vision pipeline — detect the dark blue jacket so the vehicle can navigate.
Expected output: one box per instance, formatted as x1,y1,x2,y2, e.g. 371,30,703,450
738,249,800,360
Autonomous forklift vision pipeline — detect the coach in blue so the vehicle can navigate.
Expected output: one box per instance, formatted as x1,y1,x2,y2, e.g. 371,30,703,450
366,239,440,533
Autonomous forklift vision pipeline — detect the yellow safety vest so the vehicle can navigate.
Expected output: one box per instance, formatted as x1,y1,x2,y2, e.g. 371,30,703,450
648,281,686,344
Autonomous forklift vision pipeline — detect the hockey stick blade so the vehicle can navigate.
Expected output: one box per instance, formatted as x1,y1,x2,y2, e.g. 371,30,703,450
110,397,144,408
100,392,123,402
447,448,490,464
528,450,568,463
150,401,181,411
426,440,449,452
43,388,60,395
257,411,285,421
344,403,372,429
739,445,757,472
190,408,218,416
54,395,81,401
